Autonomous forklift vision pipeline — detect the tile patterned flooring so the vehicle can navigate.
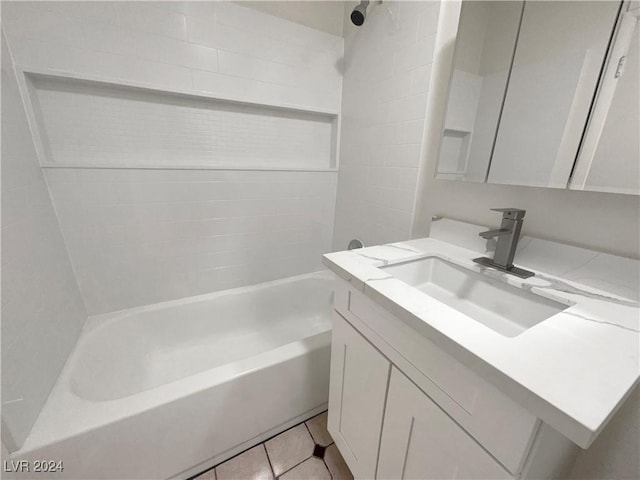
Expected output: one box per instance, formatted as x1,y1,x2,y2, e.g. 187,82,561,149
193,411,353,480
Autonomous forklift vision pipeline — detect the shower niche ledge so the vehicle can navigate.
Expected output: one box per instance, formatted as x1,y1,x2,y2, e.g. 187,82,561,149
19,67,339,172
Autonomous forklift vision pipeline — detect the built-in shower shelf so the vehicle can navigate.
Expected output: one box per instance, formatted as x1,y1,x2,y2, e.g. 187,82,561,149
40,163,339,172
20,66,340,118
20,67,339,171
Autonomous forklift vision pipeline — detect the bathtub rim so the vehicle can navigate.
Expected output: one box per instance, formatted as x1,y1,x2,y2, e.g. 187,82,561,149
70,270,334,401
83,269,334,336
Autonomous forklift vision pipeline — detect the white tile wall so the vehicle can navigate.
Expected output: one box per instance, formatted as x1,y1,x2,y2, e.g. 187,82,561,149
237,1,344,37
31,75,335,169
332,1,440,250
2,2,343,314
45,169,336,315
3,1,343,111
1,35,86,451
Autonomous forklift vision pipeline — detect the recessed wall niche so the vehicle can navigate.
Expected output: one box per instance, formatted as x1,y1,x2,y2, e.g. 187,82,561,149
25,72,338,170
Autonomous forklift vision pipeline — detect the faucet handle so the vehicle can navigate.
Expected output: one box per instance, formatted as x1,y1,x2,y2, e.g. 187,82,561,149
490,208,526,220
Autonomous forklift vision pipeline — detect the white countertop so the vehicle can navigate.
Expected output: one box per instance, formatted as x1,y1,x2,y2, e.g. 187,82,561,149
323,225,639,449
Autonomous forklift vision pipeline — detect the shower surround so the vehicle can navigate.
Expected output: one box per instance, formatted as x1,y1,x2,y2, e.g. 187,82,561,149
1,0,343,456
3,1,342,316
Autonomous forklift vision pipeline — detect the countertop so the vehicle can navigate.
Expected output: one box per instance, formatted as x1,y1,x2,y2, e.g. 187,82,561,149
322,226,639,449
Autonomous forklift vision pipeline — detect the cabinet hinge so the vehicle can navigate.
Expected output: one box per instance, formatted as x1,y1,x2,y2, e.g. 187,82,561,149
614,55,626,78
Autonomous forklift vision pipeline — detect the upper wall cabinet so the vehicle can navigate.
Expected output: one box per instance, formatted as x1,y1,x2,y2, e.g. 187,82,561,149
437,1,523,183
436,0,638,195
570,4,640,194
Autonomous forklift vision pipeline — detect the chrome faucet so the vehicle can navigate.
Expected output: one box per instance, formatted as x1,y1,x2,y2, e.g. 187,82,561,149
473,208,534,278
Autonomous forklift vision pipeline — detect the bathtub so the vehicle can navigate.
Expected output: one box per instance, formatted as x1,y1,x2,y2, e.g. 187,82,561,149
8,271,333,480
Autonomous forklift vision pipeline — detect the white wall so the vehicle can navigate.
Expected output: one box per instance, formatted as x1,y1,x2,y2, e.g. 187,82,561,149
2,1,343,315
332,0,441,250
239,1,344,37
1,33,87,451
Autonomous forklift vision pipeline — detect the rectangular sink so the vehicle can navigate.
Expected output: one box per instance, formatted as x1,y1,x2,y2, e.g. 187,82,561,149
381,256,568,337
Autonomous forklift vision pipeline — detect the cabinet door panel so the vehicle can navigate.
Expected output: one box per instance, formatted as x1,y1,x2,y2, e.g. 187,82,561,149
572,12,639,194
488,1,620,188
327,312,390,479
337,279,537,473
378,368,511,480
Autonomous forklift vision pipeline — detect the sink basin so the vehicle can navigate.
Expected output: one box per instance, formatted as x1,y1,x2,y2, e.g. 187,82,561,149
381,256,568,337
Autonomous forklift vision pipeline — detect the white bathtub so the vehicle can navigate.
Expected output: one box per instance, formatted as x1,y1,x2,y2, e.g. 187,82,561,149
9,271,333,479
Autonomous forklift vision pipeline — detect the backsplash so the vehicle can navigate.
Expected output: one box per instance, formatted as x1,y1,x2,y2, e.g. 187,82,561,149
430,218,640,302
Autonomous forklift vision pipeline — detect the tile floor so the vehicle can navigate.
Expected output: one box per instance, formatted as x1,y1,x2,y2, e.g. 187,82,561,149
192,411,353,480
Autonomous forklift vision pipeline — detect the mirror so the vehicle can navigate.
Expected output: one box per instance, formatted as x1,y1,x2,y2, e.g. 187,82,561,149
436,1,632,194
436,1,523,182
488,1,621,188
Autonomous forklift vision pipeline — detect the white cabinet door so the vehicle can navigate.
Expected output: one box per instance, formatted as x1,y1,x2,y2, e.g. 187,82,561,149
377,368,511,480
570,11,640,195
327,312,390,479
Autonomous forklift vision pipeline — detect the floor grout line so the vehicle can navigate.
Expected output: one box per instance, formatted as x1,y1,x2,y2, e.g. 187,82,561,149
305,416,334,479
193,410,351,480
302,420,315,444
275,453,314,478
199,412,323,478
305,413,337,479
262,443,276,480
269,418,316,478
322,444,335,480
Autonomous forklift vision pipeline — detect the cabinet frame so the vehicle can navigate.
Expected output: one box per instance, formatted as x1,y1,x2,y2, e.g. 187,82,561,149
328,278,579,479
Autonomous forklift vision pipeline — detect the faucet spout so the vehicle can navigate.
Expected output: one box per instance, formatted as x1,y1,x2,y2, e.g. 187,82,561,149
472,208,534,278
479,228,510,239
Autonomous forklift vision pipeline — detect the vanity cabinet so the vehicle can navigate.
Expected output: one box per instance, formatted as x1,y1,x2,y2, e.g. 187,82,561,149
377,368,510,479
327,278,579,479
327,311,390,479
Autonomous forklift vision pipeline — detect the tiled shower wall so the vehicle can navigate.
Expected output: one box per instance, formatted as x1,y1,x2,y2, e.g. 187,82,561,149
1,35,86,451
3,1,342,110
332,1,440,249
44,169,336,315
2,1,343,315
